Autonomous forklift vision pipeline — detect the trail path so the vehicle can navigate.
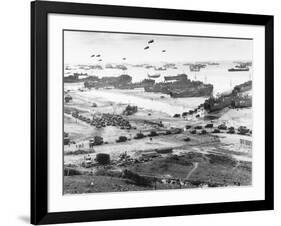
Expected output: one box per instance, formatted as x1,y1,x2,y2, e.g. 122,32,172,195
186,162,198,180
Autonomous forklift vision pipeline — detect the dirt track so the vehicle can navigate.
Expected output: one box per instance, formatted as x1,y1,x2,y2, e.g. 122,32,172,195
186,162,199,180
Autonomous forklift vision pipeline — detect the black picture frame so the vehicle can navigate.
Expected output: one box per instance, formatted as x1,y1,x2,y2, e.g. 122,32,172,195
31,1,274,224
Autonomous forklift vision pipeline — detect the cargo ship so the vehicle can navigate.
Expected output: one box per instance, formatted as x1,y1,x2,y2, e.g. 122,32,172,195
204,81,252,112
154,67,166,71
144,74,213,98
228,68,249,72
189,64,206,72
169,86,213,98
164,74,186,81
64,73,88,83
147,73,161,78
228,63,250,72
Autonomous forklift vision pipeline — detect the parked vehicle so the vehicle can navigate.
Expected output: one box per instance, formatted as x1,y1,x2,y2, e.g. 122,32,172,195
238,126,250,135
218,124,227,130
212,129,221,133
227,127,235,134
116,136,128,143
190,130,197,134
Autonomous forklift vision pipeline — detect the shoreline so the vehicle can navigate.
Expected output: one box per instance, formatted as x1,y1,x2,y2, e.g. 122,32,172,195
65,83,207,116
63,82,253,194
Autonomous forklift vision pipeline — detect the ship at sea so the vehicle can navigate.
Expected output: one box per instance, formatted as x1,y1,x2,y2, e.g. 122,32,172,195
189,63,206,72
207,62,220,65
164,74,186,81
154,67,166,71
204,81,252,112
147,73,161,78
228,68,249,72
64,72,88,83
228,63,250,72
144,74,213,98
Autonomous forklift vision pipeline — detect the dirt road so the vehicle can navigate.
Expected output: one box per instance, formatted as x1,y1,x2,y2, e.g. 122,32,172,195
186,162,198,180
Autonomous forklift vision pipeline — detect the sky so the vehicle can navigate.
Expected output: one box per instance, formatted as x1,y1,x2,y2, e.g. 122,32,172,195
64,30,253,65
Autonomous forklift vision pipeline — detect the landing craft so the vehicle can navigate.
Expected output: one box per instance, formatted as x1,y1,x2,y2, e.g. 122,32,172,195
122,58,126,60
162,50,166,52
96,54,101,57
148,39,154,44
144,46,149,50
147,73,161,78
91,54,95,57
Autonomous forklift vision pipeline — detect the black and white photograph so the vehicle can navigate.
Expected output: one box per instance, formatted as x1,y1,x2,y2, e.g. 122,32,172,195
28,1,274,224
63,30,253,194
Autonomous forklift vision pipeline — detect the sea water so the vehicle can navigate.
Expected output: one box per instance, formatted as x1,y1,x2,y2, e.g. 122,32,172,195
64,62,252,115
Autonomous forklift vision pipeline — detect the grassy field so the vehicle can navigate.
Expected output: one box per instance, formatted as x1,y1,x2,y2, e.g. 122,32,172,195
64,175,195,194
64,151,251,194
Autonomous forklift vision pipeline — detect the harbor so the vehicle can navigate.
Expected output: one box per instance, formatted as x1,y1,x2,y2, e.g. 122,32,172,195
63,31,253,194
63,63,253,194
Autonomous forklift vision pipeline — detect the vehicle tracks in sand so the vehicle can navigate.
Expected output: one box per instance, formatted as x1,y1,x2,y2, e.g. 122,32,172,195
186,162,199,180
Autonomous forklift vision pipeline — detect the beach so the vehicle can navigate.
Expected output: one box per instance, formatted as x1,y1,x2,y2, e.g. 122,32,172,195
63,79,252,194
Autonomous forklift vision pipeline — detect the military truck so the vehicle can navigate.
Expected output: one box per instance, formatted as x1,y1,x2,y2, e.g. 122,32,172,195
89,136,104,148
